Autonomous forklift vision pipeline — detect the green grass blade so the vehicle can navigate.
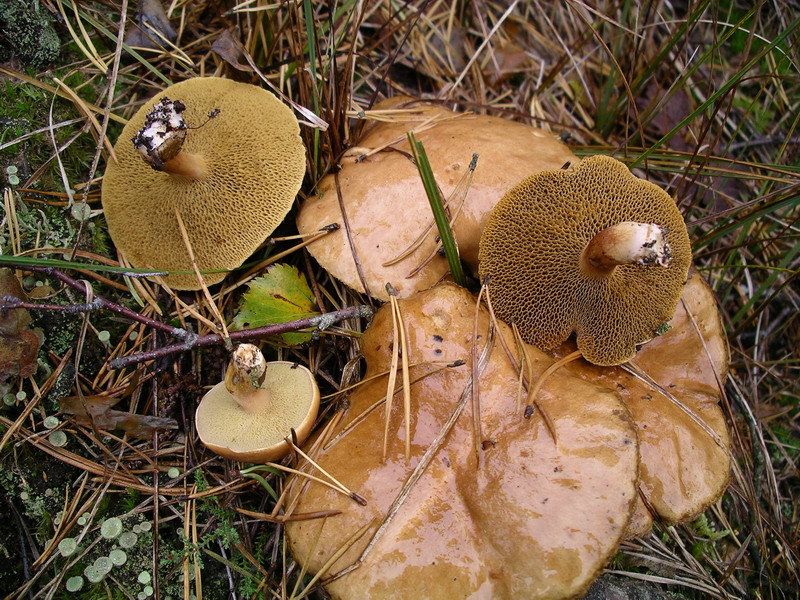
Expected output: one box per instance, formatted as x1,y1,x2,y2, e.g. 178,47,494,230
0,253,169,275
631,15,800,167
406,132,467,288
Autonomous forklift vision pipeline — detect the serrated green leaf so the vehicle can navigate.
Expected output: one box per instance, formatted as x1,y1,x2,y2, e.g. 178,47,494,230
232,264,319,345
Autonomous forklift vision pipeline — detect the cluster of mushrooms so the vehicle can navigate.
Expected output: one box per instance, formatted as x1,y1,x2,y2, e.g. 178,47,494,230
102,84,731,599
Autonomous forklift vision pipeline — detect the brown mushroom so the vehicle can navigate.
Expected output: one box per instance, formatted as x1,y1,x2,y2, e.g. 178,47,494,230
195,344,319,462
101,77,306,290
297,98,576,300
479,155,692,366
285,284,639,599
564,271,730,527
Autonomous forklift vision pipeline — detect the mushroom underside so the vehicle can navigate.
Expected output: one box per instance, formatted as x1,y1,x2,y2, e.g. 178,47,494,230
102,77,305,290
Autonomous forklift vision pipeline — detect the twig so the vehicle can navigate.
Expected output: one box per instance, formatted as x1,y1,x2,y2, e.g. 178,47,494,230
1,295,103,313
108,305,374,369
0,263,195,341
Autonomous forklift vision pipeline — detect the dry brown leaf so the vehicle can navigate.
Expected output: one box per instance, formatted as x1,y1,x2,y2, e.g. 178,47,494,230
0,269,43,394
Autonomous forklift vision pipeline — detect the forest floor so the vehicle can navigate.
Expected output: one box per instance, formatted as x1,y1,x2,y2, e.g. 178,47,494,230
0,1,798,599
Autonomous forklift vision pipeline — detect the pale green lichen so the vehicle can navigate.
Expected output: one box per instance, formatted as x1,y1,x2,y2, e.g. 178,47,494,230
0,0,60,69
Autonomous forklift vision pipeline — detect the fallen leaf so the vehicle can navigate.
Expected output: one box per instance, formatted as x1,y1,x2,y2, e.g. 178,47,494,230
0,268,43,394
125,0,178,51
211,28,252,72
59,394,178,438
232,264,320,345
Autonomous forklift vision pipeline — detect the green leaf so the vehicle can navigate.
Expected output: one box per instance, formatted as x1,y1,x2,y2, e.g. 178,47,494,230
232,264,320,345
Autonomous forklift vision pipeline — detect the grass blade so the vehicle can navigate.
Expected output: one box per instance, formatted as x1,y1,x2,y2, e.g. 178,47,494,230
406,131,467,288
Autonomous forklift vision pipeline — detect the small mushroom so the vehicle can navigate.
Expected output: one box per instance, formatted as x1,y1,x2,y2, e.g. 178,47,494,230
286,284,639,599
479,155,692,366
297,98,576,300
101,77,306,290
195,344,319,462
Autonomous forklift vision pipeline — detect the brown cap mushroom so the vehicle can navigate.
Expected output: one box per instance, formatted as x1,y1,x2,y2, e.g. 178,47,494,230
195,344,319,462
102,77,306,290
479,155,692,366
565,271,730,527
297,98,576,300
286,283,638,599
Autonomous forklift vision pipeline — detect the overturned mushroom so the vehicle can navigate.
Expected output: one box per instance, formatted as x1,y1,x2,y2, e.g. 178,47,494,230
564,271,731,528
195,344,319,462
479,155,692,366
297,98,577,300
286,284,639,599
102,77,306,290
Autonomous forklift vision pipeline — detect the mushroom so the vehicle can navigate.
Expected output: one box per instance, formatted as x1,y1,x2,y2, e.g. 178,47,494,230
195,344,319,462
101,77,306,290
285,283,639,599
297,98,576,300
565,271,730,528
478,155,692,366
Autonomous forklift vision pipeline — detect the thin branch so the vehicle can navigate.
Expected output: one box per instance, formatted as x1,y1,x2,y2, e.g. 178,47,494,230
108,305,373,370
1,263,193,340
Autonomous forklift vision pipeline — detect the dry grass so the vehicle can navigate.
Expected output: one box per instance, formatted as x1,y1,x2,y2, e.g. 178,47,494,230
0,0,798,598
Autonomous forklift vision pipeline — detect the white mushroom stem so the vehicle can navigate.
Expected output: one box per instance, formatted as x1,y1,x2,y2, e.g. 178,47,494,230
581,222,672,276
224,344,269,414
132,96,209,181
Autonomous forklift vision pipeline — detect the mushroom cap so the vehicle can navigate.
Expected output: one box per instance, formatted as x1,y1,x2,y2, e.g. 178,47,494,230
479,155,692,366
286,284,638,599
297,98,576,300
566,271,730,526
195,361,319,462
102,77,306,290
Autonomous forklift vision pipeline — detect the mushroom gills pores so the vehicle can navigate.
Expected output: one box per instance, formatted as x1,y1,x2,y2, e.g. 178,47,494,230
285,283,639,600
102,77,306,290
478,155,692,366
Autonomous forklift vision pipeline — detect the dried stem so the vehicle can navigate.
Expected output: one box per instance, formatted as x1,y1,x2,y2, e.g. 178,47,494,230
0,263,194,341
0,262,372,371
108,305,373,370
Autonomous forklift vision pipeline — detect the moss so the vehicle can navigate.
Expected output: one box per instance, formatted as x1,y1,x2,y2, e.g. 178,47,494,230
0,0,60,69
0,73,113,193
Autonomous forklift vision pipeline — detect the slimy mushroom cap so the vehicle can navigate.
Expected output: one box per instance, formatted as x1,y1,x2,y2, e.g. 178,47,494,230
101,77,305,290
479,155,692,366
286,283,638,599
572,272,730,527
297,98,577,300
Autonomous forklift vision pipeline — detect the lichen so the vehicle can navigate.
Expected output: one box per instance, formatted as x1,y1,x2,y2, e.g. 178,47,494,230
0,0,60,70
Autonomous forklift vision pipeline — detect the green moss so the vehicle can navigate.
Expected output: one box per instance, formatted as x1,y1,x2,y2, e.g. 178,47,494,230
0,73,116,193
0,0,60,69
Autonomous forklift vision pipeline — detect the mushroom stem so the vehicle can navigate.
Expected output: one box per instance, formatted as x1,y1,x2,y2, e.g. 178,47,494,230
581,222,672,277
225,344,270,414
131,96,209,181
161,151,208,180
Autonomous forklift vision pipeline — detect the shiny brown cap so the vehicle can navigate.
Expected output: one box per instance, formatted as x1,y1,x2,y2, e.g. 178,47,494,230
297,98,576,300
286,284,638,599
